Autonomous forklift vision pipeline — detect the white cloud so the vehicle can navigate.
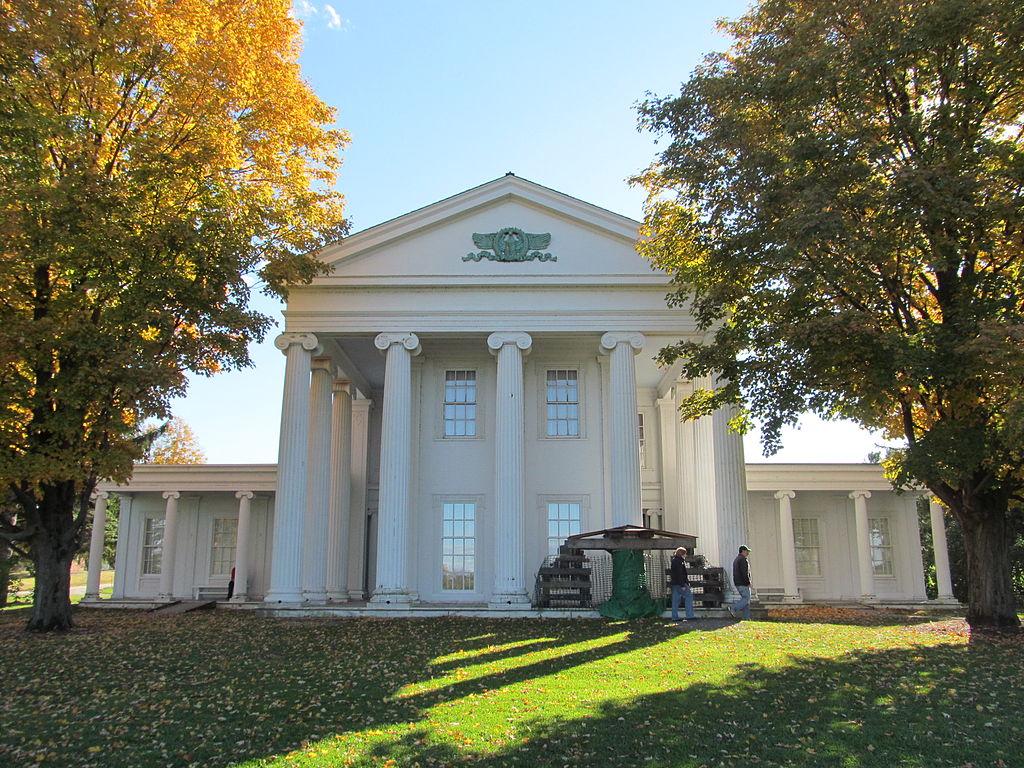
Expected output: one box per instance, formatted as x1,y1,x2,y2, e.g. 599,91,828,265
293,0,318,18
323,4,342,29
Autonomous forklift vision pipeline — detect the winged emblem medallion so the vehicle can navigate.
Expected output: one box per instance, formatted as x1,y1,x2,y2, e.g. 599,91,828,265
464,227,556,262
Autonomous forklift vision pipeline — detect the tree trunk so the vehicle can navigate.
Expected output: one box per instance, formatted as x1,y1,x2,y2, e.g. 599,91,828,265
957,500,1021,630
28,527,75,631
0,541,11,608
26,484,80,632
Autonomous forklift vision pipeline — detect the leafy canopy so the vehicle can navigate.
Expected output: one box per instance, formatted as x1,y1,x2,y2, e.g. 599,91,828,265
636,0,1024,506
0,0,347,498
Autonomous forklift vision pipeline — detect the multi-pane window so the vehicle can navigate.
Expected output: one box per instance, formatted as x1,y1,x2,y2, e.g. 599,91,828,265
442,502,476,590
547,502,582,556
642,508,663,530
546,369,579,437
869,517,894,576
637,412,647,468
444,370,477,437
210,518,238,576
792,518,821,576
142,517,164,575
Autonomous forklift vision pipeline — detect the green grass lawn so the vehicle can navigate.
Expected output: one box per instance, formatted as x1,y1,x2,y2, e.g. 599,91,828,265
0,608,1020,768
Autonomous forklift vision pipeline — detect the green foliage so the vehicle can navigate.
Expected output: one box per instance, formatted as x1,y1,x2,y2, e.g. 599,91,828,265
0,611,1019,767
636,0,1024,626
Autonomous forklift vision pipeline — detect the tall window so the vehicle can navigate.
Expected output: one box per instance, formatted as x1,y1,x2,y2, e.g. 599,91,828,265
142,517,164,575
637,412,647,468
444,370,477,437
642,508,663,530
792,518,821,576
547,502,582,556
546,369,579,437
442,502,476,590
210,518,238,576
869,517,894,576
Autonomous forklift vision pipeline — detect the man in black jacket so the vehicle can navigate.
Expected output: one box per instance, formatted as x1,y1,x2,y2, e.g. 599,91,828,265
728,545,752,619
669,547,695,622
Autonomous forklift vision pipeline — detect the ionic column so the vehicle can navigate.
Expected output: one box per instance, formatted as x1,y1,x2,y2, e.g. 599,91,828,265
326,380,353,602
83,492,109,602
158,491,180,601
487,332,532,607
714,403,750,593
266,332,319,603
370,332,421,605
657,391,680,531
692,378,720,565
850,490,875,600
347,397,373,600
599,332,645,527
929,499,955,601
775,490,799,601
302,356,334,603
231,491,254,602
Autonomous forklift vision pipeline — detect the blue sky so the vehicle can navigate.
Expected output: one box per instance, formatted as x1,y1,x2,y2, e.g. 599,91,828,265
172,1,891,463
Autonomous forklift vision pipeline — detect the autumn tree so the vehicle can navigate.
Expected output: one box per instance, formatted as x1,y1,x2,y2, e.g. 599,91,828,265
0,0,347,630
636,0,1023,628
142,417,207,465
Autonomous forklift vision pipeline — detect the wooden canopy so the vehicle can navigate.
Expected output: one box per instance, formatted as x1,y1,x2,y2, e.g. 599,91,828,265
565,525,698,551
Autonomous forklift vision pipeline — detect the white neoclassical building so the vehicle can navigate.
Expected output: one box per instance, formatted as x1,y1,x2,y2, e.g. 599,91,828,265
91,175,956,614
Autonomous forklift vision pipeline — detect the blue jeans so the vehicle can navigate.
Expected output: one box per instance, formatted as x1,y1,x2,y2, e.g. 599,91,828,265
671,584,695,620
733,585,751,619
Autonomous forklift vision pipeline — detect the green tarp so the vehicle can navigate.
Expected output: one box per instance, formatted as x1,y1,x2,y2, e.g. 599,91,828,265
597,550,665,619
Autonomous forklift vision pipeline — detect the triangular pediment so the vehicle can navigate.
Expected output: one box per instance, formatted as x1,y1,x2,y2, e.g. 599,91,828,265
314,175,657,282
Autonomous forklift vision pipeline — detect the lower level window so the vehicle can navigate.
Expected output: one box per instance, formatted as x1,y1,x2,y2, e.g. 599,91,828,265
869,517,894,576
793,518,821,576
142,517,164,575
547,502,582,556
442,502,475,590
210,518,238,576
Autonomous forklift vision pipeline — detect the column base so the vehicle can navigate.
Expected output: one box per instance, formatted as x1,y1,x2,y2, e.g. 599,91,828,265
303,590,328,604
81,593,101,603
931,595,960,606
368,590,418,607
777,594,803,604
326,591,349,604
858,594,878,605
488,592,533,610
348,589,367,602
157,594,175,603
264,589,304,604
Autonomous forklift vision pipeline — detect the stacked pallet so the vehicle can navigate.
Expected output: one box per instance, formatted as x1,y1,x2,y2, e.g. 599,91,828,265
535,546,592,608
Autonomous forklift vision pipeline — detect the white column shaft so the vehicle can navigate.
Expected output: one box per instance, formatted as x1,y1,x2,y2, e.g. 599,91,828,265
851,491,875,598
930,500,955,599
266,333,317,603
84,493,108,601
326,383,353,601
693,408,719,564
601,333,644,527
158,491,180,600
776,491,799,599
657,392,680,531
231,492,253,602
488,333,531,605
372,333,420,603
347,399,373,599
713,404,750,578
303,359,334,602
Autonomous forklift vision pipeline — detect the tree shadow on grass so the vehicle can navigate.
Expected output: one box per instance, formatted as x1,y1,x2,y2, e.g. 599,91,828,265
0,612,678,767
362,640,1024,768
764,606,961,628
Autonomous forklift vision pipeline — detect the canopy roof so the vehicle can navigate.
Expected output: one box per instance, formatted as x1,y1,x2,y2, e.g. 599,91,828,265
566,525,698,551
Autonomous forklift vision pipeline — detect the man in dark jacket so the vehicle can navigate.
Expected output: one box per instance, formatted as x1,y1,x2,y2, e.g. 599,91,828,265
728,545,752,619
669,547,695,622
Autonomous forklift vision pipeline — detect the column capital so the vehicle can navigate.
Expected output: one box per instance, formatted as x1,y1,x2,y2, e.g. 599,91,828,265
311,356,334,374
487,332,533,355
332,379,351,394
274,332,320,355
162,490,180,500
774,490,796,500
849,490,872,500
94,491,110,501
374,332,421,356
235,490,255,500
599,332,645,354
